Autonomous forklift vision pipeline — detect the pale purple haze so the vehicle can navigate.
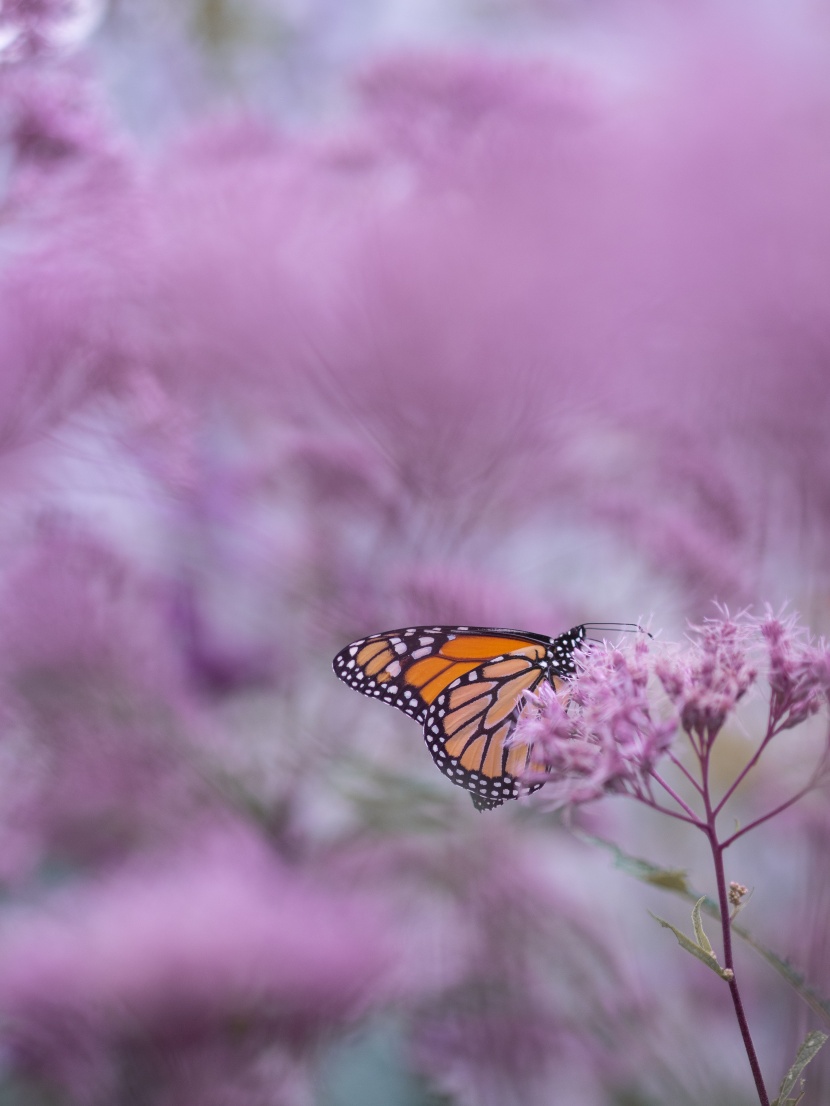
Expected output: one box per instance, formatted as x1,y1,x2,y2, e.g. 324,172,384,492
0,1,828,1103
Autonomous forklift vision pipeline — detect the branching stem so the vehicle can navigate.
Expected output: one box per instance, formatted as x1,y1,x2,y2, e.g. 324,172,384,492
713,720,780,816
649,769,703,823
666,750,704,794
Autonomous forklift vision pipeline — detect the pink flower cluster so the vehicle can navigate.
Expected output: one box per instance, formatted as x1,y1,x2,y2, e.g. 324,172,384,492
515,637,675,804
515,614,830,812
761,613,830,731
655,618,758,745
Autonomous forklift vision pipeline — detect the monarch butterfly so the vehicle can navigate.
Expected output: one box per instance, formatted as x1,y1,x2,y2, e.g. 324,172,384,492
333,622,637,810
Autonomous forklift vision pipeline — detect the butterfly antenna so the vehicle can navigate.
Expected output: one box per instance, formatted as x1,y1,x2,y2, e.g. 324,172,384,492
582,622,653,639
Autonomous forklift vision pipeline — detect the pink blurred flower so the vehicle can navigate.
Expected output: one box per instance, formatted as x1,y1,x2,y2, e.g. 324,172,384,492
393,562,571,635
0,833,391,1103
5,21,830,606
0,522,211,876
0,61,126,213
0,0,78,60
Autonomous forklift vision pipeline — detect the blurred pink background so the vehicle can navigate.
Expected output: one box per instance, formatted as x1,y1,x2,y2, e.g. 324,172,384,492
0,2,828,1104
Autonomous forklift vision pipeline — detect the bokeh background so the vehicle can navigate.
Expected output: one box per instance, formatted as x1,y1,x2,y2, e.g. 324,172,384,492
0,1,829,1103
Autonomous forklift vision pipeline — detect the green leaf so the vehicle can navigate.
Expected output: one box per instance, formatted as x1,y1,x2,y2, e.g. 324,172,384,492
573,832,690,892
642,868,691,892
691,896,714,956
649,911,733,980
574,830,830,1027
771,1030,828,1106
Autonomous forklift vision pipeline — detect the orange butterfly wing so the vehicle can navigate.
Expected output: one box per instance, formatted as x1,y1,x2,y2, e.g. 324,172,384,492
423,656,568,811
333,625,585,809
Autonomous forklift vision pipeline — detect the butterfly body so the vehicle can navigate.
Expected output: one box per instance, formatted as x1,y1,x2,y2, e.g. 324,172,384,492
333,623,586,810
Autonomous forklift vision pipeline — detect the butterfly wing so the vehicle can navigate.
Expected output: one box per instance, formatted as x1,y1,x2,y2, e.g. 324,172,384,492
333,624,585,808
422,654,555,810
333,625,552,724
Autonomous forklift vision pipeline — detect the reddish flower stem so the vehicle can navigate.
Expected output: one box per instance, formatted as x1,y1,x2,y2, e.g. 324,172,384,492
667,750,705,794
706,830,770,1106
637,796,704,826
700,743,770,1106
649,769,702,822
720,770,824,849
713,720,780,816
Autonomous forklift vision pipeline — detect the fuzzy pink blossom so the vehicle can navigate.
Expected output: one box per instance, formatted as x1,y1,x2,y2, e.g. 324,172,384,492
655,619,758,744
655,613,830,748
514,638,676,806
515,613,830,814
759,613,830,731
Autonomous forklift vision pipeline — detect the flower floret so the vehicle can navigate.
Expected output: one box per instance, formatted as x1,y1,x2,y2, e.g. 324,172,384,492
512,644,676,806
